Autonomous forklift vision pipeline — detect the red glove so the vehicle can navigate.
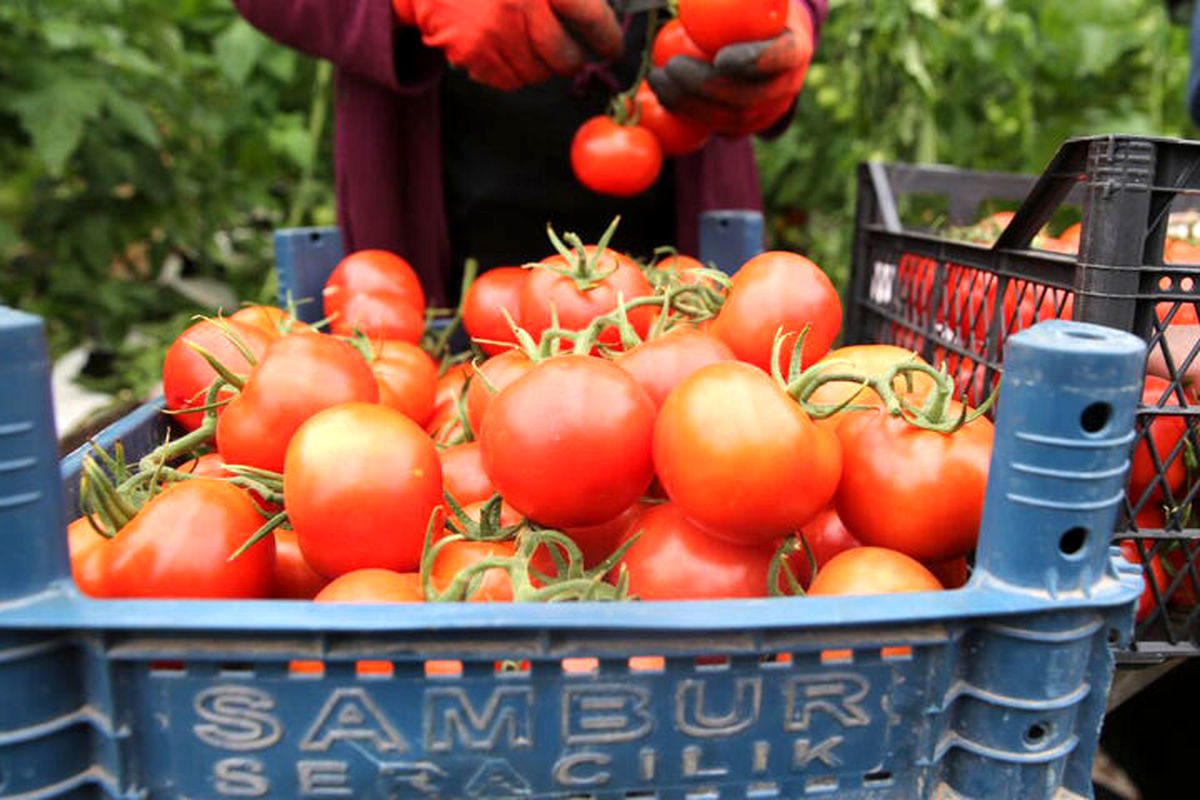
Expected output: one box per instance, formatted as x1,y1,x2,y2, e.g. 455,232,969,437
647,1,814,135
400,0,624,91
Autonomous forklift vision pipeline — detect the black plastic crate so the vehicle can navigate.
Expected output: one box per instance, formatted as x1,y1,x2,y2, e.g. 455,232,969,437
848,135,1200,661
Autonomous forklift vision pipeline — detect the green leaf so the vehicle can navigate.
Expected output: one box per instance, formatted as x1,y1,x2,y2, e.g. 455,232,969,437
214,19,264,85
103,89,161,148
8,77,107,174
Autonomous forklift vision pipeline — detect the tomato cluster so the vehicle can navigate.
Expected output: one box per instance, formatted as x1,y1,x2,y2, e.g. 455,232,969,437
69,221,998,607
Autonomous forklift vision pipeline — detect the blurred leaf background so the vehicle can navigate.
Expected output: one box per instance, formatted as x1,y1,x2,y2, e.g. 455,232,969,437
0,0,1196,424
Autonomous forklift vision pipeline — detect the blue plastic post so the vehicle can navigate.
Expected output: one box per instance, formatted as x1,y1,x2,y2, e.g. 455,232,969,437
0,308,68,600
698,210,765,274
273,227,345,324
974,320,1146,592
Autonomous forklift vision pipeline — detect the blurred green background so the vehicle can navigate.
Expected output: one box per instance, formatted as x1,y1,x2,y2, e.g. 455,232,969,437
1,0,1196,422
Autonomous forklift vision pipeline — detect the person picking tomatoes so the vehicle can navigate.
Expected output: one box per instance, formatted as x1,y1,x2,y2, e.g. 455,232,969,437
232,0,826,305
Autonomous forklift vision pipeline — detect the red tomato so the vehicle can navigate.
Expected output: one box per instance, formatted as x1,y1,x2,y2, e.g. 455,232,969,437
272,529,329,599
806,345,937,409
1166,238,1200,264
652,18,709,66
808,547,943,596
432,539,517,602
91,480,275,599
177,452,281,514
286,403,442,578
1120,541,1170,624
1128,376,1189,506
655,252,714,288
371,340,437,426
67,516,108,597
480,356,656,528
614,328,735,409
630,83,710,158
926,556,970,590
216,333,379,472
617,504,774,600
654,361,841,544
1155,301,1200,326
678,0,788,56
426,363,471,435
463,267,527,356
785,506,860,588
565,501,648,569
713,251,842,374
323,250,425,319
571,117,664,197
1059,223,1081,249
229,305,310,339
314,569,424,603
439,442,495,506
329,290,424,342
520,246,656,351
466,350,534,435
163,319,273,431
835,403,993,563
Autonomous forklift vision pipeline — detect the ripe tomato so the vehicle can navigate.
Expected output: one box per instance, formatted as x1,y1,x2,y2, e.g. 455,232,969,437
678,0,788,56
1166,238,1200,264
835,403,993,563
314,569,424,603
67,516,108,597
926,556,970,590
481,356,656,528
163,319,273,431
463,267,527,356
617,504,774,600
432,539,517,602
323,250,425,320
272,530,328,599
520,246,657,351
655,252,714,288
285,403,442,578
808,547,943,596
571,117,664,197
654,362,841,544
229,305,310,338
466,350,534,435
652,18,709,66
806,345,937,409
329,290,424,342
784,506,860,588
216,333,379,472
1128,376,1188,506
94,480,275,599
178,451,281,514
566,501,647,569
371,340,437,426
630,83,710,158
713,251,841,374
1059,222,1081,249
1155,301,1199,326
1120,541,1170,624
426,363,471,435
439,442,495,506
614,328,735,409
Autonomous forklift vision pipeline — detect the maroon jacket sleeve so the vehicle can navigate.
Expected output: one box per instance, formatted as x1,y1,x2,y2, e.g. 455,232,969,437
231,0,442,94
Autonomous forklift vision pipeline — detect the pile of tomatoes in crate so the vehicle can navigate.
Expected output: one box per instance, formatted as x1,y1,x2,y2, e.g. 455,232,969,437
69,219,996,606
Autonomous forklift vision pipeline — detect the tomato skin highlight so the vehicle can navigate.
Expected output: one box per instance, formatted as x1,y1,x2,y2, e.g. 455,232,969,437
371,340,438,426
94,480,276,599
315,569,424,603
614,328,735,409
654,361,841,544
323,250,425,320
285,403,443,578
481,356,657,528
571,116,664,198
329,290,424,343
808,547,944,596
216,333,380,472
163,319,273,431
835,404,993,563
463,267,527,356
439,442,495,506
678,0,788,56
713,251,842,374
617,504,774,600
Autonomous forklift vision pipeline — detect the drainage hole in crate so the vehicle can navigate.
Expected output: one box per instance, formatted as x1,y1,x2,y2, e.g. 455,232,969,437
820,649,854,664
629,656,666,672
219,662,255,676
357,661,393,677
563,657,599,675
805,775,838,794
150,660,186,676
685,788,720,800
695,655,730,670
1059,527,1088,558
290,660,325,676
425,660,463,677
1023,722,1051,747
863,770,893,786
308,230,322,242
880,645,913,661
1080,402,1112,434
496,659,531,675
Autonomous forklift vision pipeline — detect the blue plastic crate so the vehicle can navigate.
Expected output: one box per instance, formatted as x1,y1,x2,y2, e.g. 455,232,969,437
2,222,1146,798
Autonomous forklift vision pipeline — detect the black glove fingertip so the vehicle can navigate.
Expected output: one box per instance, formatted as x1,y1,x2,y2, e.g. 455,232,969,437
647,67,684,111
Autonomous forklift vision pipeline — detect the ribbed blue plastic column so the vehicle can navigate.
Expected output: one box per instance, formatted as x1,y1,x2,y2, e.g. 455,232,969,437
943,319,1145,799
0,308,68,601
274,227,344,324
698,210,765,274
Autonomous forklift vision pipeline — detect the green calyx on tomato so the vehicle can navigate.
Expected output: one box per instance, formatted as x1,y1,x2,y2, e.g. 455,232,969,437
443,492,527,543
533,217,626,292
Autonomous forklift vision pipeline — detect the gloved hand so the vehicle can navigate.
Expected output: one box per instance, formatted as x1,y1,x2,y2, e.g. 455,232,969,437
647,1,814,136
398,0,624,91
